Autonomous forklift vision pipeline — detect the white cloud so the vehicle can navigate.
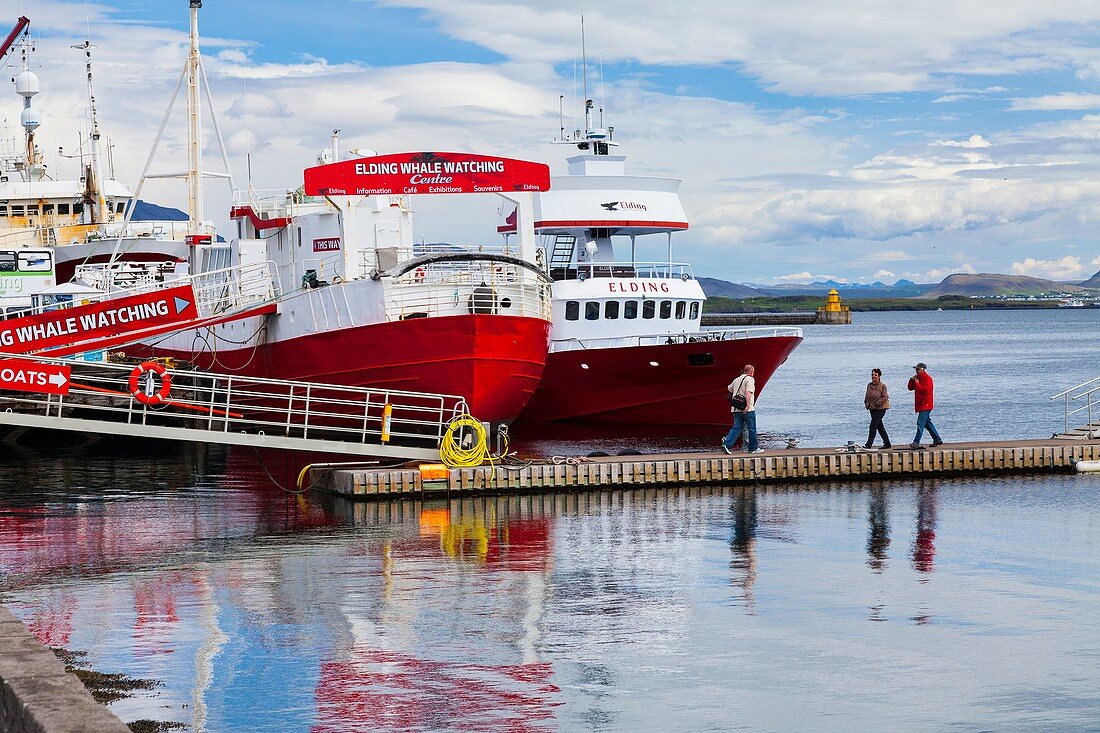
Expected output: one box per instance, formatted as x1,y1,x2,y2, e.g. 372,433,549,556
873,270,895,279
1011,256,1086,279
934,134,991,149
923,264,977,281
1010,93,1100,111
775,271,836,282
381,0,1100,96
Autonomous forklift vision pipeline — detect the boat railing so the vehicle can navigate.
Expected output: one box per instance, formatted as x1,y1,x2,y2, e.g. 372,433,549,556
1051,375,1100,434
73,259,280,318
384,272,550,322
552,261,695,281
550,326,804,351
0,352,465,459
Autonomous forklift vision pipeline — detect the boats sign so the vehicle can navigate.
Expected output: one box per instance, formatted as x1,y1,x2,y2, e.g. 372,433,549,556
0,358,70,395
303,152,552,197
0,285,199,354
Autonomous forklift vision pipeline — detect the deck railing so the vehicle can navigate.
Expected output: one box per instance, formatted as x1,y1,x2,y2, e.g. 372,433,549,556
1051,376,1100,435
0,353,465,456
550,326,803,351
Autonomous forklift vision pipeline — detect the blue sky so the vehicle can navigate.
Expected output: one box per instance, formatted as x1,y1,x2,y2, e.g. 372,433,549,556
7,0,1100,284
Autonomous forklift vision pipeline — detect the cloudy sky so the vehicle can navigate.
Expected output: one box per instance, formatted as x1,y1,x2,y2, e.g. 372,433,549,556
5,0,1100,284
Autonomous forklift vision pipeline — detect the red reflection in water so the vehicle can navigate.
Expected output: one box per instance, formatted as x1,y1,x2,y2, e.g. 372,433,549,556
912,487,938,576
313,648,559,733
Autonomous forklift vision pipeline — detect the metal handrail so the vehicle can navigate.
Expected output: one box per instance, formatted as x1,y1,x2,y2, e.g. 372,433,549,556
1051,375,1100,435
550,326,804,352
0,353,466,453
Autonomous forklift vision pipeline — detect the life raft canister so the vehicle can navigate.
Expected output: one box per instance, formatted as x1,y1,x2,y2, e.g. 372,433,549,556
128,361,172,406
413,266,427,283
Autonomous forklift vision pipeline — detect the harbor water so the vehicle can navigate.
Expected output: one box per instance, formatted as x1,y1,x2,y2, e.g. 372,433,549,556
0,309,1098,731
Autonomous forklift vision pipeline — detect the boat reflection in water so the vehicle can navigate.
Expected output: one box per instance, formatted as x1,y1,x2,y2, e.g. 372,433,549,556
0,455,1095,732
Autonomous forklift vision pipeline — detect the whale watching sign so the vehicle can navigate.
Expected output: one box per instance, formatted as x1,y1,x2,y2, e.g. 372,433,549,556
0,358,70,395
0,285,199,354
303,152,552,197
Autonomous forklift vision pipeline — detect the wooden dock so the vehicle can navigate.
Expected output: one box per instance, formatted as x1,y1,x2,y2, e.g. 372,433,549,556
315,439,1100,499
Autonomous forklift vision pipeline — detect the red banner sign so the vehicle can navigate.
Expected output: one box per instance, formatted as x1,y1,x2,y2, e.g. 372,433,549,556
0,285,199,354
0,358,70,395
303,152,551,197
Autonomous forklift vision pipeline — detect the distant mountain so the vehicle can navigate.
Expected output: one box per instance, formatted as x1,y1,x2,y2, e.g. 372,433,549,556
1080,270,1100,288
744,279,934,298
920,273,1082,298
131,200,188,221
697,277,765,298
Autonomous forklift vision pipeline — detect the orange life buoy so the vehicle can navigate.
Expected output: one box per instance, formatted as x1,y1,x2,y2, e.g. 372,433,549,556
413,267,426,283
129,361,172,406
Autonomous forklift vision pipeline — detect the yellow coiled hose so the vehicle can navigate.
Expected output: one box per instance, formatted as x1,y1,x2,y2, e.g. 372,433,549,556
439,414,507,476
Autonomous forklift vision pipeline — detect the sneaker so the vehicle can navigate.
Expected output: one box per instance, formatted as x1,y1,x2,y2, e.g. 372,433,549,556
931,440,944,447
863,444,873,450
882,444,892,450
751,448,766,453
720,442,732,455
908,443,921,450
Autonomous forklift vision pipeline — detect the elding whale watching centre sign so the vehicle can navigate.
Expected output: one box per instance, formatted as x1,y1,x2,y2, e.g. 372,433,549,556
303,152,552,197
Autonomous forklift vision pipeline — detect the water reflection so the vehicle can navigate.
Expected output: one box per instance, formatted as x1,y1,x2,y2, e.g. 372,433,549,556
867,486,891,572
0,450,1097,732
729,489,758,612
911,484,939,578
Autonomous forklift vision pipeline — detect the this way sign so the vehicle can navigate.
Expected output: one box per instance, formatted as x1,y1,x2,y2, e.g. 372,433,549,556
0,358,70,395
0,285,199,355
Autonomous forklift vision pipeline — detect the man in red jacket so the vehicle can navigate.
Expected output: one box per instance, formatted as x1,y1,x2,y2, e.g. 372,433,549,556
907,362,943,449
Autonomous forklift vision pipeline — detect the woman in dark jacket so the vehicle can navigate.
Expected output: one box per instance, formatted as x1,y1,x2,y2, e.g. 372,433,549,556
864,368,891,449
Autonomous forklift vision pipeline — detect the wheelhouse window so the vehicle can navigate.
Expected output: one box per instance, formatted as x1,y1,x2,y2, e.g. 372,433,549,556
605,301,620,319
642,300,655,319
26,204,38,214
624,300,638,319
42,203,54,214
675,301,686,319
72,203,83,214
690,302,699,319
57,203,69,215
11,205,23,216
659,300,672,319
116,201,125,214
585,301,600,320
0,207,7,216
565,300,580,320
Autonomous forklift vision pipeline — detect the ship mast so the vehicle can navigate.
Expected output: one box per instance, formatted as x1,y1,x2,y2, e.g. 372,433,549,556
74,40,107,224
186,0,203,228
121,0,234,243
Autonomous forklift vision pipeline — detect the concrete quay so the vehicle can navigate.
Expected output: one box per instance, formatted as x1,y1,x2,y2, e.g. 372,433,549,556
316,439,1100,499
0,607,129,733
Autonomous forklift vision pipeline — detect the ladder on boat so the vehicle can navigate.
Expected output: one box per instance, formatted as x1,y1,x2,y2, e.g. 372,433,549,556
1051,376,1100,439
548,235,576,271
0,354,464,461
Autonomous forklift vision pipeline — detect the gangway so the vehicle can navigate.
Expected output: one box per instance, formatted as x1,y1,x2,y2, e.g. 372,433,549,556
0,354,464,461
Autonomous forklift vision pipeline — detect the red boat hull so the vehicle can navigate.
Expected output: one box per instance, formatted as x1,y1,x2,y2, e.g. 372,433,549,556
514,333,802,428
131,314,551,424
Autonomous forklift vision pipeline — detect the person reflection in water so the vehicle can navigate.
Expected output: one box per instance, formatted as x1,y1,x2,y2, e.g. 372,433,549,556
867,486,890,573
911,484,938,578
729,489,758,613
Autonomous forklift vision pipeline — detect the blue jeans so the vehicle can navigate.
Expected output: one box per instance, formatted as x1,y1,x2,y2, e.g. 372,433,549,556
723,410,758,452
913,410,942,445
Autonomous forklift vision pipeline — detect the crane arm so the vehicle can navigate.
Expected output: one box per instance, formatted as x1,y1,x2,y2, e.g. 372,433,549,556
0,16,29,64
